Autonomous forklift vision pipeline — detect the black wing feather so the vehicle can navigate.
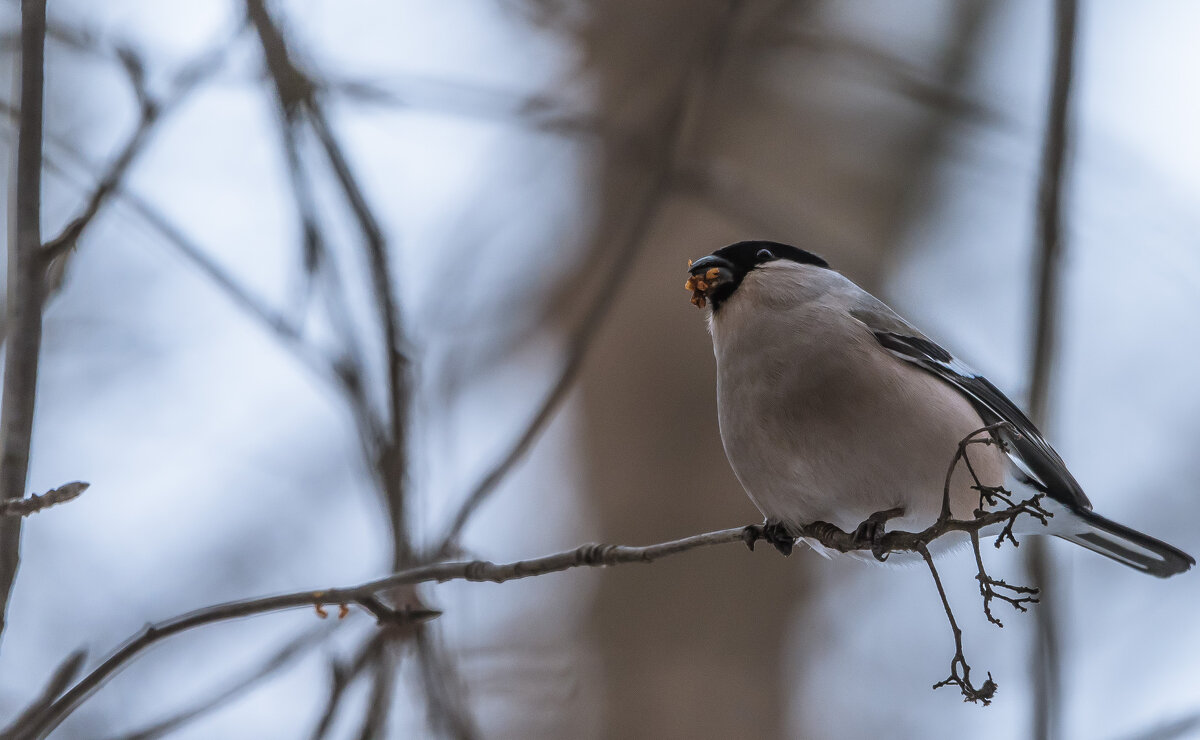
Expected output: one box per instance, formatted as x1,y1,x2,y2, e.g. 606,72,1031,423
871,330,1091,511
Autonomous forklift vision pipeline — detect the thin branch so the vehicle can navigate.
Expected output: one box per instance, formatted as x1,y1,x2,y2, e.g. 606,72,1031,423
0,482,88,519
0,0,49,646
29,526,748,737
29,426,1051,737
1026,1,1078,738
920,544,997,704
970,530,1039,629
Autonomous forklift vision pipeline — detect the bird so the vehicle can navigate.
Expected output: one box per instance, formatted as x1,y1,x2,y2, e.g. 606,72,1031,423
685,239,1194,577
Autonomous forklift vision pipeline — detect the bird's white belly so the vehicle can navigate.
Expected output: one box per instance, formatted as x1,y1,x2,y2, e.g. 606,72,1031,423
714,307,1004,535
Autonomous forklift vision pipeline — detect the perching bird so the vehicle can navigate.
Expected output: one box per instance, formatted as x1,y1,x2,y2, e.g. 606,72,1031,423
686,240,1194,577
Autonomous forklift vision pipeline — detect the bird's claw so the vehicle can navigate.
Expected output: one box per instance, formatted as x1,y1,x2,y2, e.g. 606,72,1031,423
853,507,905,562
746,519,797,557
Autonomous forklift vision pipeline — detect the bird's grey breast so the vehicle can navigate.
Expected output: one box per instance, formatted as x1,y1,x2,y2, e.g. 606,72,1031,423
709,263,1003,532
709,265,869,522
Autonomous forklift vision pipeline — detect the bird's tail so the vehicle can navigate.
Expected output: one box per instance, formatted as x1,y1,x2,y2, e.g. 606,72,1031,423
1049,507,1194,578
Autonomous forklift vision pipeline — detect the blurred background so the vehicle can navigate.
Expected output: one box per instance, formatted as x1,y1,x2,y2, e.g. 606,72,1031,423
0,0,1198,738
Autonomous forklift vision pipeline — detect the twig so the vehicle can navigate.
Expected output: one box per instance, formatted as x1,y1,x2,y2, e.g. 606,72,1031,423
0,482,89,519
952,427,1041,627
970,530,1039,629
0,0,48,646
1026,1,1079,737
920,544,997,704
755,424,1048,703
30,471,1046,735
28,526,749,737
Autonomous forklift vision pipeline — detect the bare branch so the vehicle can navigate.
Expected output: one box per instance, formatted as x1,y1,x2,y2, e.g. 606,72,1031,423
0,482,88,519
28,426,1052,737
970,530,1038,629
0,0,49,646
749,423,1048,704
920,544,997,704
30,525,755,736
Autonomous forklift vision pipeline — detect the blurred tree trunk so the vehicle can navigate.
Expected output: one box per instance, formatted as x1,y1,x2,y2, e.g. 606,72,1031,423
571,1,991,736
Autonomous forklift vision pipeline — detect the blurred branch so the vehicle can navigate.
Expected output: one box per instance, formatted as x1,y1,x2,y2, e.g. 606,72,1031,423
41,32,237,267
0,0,49,647
356,646,400,740
307,102,414,561
1028,0,1077,423
1025,1,1078,738
431,290,612,555
309,632,390,740
0,650,85,740
25,422,1050,735
1123,712,1200,740
414,629,478,740
246,2,436,734
29,526,752,738
246,0,414,570
0,482,88,518
0,107,343,391
104,626,332,740
765,26,1005,127
433,0,743,558
272,93,384,474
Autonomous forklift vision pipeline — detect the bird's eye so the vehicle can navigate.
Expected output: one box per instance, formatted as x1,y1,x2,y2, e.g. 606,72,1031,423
756,249,775,261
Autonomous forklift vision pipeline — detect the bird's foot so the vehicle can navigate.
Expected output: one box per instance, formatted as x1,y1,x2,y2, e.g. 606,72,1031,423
852,507,905,562
742,519,798,557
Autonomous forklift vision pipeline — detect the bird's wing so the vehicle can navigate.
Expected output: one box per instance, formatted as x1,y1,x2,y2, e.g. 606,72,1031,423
848,298,1091,511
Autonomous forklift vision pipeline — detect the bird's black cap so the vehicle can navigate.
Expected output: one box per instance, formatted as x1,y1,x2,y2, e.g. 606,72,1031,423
686,241,828,310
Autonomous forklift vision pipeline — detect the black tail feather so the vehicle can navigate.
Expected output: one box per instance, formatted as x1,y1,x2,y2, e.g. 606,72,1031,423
1055,509,1194,578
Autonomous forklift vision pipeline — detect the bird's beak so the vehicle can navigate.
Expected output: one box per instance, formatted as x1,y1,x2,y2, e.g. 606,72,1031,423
685,255,734,308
